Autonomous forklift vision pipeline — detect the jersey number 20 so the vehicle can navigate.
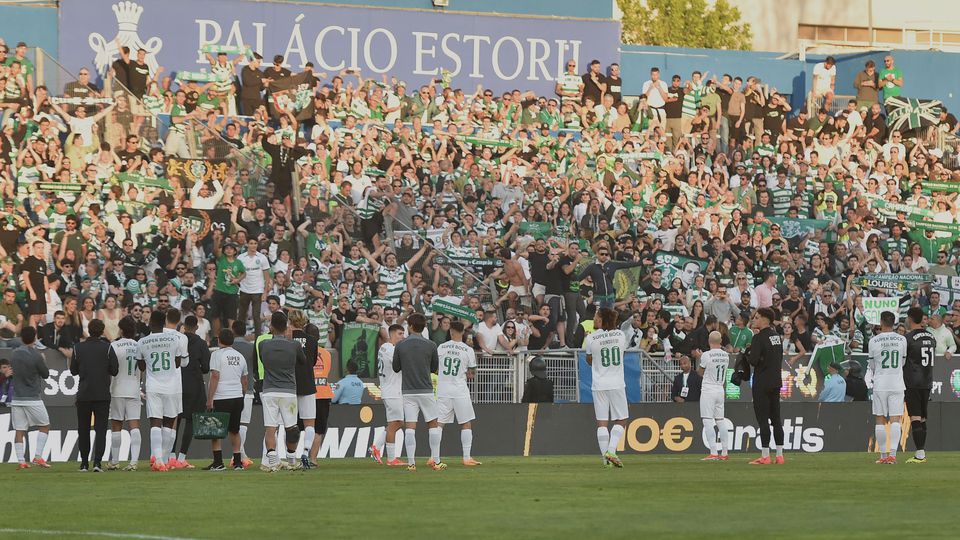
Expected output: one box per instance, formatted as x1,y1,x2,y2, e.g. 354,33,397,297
880,349,899,369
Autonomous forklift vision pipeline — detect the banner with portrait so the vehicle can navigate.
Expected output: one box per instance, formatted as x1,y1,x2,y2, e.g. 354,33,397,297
340,322,380,379
653,251,710,289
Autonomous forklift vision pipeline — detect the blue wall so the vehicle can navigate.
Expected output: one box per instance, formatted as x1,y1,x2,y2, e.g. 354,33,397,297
828,50,960,114
621,45,807,108
0,5,58,53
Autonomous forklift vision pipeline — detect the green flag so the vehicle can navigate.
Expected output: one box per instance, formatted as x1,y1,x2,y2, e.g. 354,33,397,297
809,339,845,378
339,323,380,378
519,222,552,239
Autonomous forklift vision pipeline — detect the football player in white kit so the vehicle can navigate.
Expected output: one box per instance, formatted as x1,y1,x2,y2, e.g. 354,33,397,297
436,321,481,466
371,323,406,466
697,331,731,461
137,310,188,472
107,317,143,470
584,307,628,468
867,311,907,464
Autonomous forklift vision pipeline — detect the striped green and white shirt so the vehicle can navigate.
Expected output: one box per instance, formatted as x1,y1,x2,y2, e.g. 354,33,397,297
558,73,581,102
378,263,409,303
769,187,793,215
285,282,310,310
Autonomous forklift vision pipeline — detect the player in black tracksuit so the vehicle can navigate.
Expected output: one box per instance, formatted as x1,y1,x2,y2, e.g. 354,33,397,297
746,307,784,464
903,307,936,463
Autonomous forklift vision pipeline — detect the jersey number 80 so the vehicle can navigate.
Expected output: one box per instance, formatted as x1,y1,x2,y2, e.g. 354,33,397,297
600,346,621,367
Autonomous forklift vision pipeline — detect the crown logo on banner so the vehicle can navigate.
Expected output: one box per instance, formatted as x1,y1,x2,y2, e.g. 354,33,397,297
87,1,164,77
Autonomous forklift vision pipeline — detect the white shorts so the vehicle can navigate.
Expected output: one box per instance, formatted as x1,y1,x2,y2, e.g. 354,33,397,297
109,397,141,422
508,284,529,297
240,394,254,424
592,388,628,421
297,395,317,420
383,396,404,422
262,393,298,428
146,393,182,419
11,403,49,431
438,396,475,425
402,394,438,423
531,283,546,298
700,390,725,419
872,390,905,418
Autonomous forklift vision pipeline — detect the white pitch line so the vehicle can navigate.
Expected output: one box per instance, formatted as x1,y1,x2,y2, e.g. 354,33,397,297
0,528,200,540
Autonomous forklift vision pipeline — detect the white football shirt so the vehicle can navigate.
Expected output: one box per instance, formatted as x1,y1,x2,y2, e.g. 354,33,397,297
437,340,477,399
868,331,907,392
109,338,141,399
210,347,248,400
378,342,402,399
138,332,186,395
586,329,627,391
699,348,729,390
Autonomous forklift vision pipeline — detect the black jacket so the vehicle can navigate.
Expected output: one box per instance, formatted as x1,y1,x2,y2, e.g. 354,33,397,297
521,377,554,403
70,337,119,402
671,370,702,402
746,326,784,391
40,322,80,351
845,375,868,401
181,332,210,399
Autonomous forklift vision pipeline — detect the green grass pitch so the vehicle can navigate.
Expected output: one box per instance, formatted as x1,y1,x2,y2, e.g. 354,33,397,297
3,453,957,539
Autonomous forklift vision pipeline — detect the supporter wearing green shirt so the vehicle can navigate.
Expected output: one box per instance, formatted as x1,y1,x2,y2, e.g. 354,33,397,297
211,242,246,337
878,55,903,101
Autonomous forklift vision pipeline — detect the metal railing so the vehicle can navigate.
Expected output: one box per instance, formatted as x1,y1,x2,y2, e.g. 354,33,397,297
468,353,519,404
806,93,856,116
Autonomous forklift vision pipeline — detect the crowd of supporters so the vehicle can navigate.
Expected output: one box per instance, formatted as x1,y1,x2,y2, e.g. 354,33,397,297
0,36,958,378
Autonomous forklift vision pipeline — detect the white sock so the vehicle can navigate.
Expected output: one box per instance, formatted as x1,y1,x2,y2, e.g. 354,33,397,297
266,449,278,467
110,432,122,464
461,429,473,460
129,429,141,465
718,419,731,456
702,418,718,455
34,432,48,459
239,425,248,459
177,452,186,462
14,442,24,463
596,427,609,456
875,425,887,457
385,442,396,462
162,427,176,461
429,427,442,462
404,428,417,465
608,425,625,455
776,445,783,458
761,446,770,458
372,429,386,454
150,427,163,461
303,427,316,458
917,449,926,459
889,423,901,458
